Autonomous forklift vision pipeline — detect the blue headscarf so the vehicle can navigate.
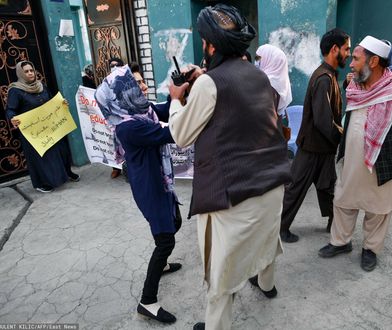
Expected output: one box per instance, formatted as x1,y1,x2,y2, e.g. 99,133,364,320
95,65,150,126
95,65,175,192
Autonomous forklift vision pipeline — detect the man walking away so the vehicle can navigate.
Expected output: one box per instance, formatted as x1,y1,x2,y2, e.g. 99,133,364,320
280,28,351,242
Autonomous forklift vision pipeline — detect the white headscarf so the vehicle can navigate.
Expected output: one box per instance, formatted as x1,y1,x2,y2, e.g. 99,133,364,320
256,44,292,115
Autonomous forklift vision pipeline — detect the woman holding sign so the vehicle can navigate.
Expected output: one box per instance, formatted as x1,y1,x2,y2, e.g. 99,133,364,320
6,61,79,192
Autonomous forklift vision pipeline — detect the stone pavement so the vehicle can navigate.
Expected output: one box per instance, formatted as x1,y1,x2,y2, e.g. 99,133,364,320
0,163,391,329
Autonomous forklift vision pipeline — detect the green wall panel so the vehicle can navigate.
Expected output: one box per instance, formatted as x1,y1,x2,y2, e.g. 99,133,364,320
257,0,338,105
148,0,195,101
40,0,88,166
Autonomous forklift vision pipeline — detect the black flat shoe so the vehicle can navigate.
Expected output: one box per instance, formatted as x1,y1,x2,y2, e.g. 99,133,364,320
262,286,278,298
137,304,176,323
318,242,352,258
36,185,54,193
361,248,377,272
162,263,182,275
68,172,80,182
248,275,278,298
193,322,205,330
280,230,299,243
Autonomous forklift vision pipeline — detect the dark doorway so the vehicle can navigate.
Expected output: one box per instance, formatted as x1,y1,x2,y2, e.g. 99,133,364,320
0,0,57,183
83,0,139,84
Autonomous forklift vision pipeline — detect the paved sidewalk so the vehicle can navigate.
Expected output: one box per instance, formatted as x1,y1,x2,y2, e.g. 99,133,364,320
0,164,391,329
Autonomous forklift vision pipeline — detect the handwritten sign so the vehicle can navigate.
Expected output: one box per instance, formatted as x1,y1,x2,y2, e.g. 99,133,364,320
15,92,77,156
169,144,194,179
75,86,122,169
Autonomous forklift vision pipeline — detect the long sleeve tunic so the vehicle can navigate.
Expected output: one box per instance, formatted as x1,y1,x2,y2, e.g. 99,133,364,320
116,102,178,235
6,86,72,188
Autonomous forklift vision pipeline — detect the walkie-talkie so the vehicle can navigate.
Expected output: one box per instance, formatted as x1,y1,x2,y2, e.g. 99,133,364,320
171,56,186,86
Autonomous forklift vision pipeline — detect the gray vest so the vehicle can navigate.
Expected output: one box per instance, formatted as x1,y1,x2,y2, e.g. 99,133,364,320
190,58,291,216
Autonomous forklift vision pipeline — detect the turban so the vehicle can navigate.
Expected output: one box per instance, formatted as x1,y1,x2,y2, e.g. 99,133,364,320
197,4,256,57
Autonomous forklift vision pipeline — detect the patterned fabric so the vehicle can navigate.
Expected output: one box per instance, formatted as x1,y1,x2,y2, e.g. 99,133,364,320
374,126,392,185
346,69,392,171
95,65,174,192
95,65,150,125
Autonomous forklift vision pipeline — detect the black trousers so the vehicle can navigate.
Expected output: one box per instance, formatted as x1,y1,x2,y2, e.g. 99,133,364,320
141,204,182,304
280,149,336,232
141,233,176,304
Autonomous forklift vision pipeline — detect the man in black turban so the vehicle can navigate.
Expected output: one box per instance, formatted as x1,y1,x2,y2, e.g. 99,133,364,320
169,4,291,329
197,3,256,70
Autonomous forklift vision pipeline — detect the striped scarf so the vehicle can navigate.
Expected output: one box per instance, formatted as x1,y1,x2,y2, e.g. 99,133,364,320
346,69,392,172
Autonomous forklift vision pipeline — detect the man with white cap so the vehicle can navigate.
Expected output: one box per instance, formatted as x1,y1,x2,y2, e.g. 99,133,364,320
319,35,392,272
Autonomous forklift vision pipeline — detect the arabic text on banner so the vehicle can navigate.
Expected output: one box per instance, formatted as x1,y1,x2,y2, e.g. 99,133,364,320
15,92,77,157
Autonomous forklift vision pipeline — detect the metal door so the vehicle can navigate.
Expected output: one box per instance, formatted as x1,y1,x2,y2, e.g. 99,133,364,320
83,0,139,84
0,0,57,183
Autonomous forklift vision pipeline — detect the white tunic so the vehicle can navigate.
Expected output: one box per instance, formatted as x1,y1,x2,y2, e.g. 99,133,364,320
334,108,392,214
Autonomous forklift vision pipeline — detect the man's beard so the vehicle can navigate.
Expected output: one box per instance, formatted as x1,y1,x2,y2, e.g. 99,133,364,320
353,63,372,84
203,48,213,70
337,52,346,68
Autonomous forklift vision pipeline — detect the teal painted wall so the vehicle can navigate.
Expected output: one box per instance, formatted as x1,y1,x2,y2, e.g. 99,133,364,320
257,0,338,105
155,0,340,105
40,0,88,166
147,0,195,101
190,1,205,67
337,0,392,79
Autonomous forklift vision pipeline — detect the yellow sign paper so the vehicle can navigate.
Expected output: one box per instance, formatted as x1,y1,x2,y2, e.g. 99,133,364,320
15,92,77,157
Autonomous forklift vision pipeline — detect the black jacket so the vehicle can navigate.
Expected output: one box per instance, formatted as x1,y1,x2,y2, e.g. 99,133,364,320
190,58,291,216
296,62,342,154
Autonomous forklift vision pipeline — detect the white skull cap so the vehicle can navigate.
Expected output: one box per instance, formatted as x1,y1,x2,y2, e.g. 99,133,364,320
359,35,391,59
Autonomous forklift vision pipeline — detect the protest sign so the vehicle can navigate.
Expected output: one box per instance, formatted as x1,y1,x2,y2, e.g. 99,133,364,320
169,144,194,179
15,92,77,156
75,86,122,169
153,102,194,179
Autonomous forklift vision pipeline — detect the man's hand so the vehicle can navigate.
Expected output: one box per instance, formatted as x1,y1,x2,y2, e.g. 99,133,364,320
333,121,343,134
169,82,189,100
63,99,69,106
185,65,206,81
10,117,21,128
346,73,354,84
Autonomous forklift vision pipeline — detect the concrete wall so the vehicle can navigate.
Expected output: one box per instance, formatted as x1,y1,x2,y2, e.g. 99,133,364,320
40,0,88,166
147,0,195,101
258,0,338,105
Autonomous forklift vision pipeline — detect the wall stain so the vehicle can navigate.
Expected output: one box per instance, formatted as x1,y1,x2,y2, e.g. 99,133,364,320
154,28,192,95
54,36,75,52
269,27,320,76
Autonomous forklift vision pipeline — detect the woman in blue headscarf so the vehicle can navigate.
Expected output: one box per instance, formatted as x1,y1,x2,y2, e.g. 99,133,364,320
95,65,181,324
